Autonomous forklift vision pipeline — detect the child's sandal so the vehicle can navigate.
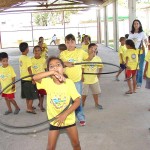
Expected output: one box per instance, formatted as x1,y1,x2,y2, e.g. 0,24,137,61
125,91,132,94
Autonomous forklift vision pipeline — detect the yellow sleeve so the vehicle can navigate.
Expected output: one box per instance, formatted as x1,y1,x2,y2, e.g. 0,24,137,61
9,66,16,78
36,78,47,90
27,58,32,68
68,80,80,101
97,57,103,68
119,47,123,54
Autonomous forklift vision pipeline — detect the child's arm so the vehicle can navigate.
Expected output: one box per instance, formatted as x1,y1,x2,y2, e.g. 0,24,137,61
63,62,74,67
54,97,80,127
28,66,32,75
98,68,102,78
28,66,35,84
143,62,148,79
120,53,124,64
33,71,65,83
12,77,15,92
125,57,130,70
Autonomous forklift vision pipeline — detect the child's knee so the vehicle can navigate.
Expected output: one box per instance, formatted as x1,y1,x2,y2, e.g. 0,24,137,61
72,141,80,148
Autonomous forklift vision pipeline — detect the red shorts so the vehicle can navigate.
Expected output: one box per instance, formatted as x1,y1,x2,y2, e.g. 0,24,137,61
2,93,15,99
38,89,47,95
126,70,137,78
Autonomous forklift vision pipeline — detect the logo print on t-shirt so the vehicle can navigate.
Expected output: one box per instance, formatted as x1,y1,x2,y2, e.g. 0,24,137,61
68,58,75,63
51,96,66,109
0,74,8,81
131,54,136,59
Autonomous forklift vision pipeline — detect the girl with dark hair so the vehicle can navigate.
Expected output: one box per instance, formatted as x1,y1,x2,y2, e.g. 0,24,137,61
125,39,142,94
33,56,81,150
128,19,148,88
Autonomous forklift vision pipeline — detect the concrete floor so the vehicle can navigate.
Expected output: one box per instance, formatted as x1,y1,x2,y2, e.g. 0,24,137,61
0,45,150,150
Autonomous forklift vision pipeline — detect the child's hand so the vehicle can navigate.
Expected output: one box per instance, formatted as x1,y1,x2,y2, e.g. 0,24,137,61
52,71,66,82
65,62,74,67
54,112,68,127
143,73,146,79
32,79,36,84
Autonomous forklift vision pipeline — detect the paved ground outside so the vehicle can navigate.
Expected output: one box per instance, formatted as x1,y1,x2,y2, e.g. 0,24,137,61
0,45,150,150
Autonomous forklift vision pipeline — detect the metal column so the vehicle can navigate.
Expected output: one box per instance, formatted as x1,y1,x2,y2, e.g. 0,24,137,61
104,6,108,46
128,0,136,31
96,8,101,44
113,0,118,51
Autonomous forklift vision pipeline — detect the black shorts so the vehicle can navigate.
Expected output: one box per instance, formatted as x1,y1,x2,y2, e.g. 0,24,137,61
49,123,76,130
120,64,126,70
21,80,38,100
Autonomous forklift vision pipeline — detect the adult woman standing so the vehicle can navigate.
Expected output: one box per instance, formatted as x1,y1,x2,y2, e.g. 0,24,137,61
128,19,148,88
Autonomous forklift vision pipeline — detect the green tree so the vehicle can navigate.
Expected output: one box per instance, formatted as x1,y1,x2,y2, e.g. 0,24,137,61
33,11,77,26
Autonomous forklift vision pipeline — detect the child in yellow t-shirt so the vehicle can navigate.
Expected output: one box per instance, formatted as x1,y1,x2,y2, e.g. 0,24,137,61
81,35,91,52
115,37,127,81
0,52,20,115
33,56,81,150
31,45,47,112
125,39,140,94
38,37,48,59
82,43,103,109
143,51,150,89
59,34,94,126
19,42,38,114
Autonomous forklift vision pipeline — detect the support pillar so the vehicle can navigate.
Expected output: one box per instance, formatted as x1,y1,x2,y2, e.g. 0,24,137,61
104,6,108,46
128,0,136,31
113,0,118,51
96,8,101,44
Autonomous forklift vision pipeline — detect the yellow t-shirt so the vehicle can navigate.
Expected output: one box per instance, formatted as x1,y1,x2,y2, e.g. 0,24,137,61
41,43,48,58
118,45,126,64
36,78,80,126
82,56,103,84
125,49,141,70
60,48,88,82
31,57,46,74
19,55,32,81
0,65,16,94
81,44,89,52
145,51,150,78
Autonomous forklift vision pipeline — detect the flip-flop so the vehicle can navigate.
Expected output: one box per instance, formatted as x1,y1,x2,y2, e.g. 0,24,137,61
26,110,36,114
41,108,45,112
125,91,132,94
32,106,36,110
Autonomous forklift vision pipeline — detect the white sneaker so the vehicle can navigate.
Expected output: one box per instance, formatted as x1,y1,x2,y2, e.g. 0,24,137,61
115,77,120,81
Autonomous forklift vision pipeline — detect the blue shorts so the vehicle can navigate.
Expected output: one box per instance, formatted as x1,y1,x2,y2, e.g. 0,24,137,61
120,64,126,70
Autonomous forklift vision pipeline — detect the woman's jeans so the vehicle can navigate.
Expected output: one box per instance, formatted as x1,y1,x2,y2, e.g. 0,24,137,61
74,81,85,121
136,53,145,87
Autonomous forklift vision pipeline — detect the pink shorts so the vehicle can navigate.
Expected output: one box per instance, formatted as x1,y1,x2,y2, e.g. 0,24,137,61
38,89,47,95
126,70,137,78
2,93,15,99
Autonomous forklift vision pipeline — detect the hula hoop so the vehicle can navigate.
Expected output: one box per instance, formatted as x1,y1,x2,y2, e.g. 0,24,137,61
74,62,120,75
0,74,72,134
0,61,120,134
